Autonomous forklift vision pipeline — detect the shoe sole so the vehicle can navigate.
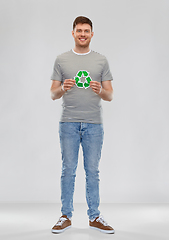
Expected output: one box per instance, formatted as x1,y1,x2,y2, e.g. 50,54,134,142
51,225,71,234
90,226,115,234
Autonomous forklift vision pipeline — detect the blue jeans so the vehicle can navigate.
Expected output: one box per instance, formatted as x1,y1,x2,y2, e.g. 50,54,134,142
59,122,104,220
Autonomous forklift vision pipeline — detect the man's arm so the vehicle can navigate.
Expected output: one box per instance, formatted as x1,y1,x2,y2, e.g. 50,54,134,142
90,80,113,101
50,80,64,100
50,79,75,100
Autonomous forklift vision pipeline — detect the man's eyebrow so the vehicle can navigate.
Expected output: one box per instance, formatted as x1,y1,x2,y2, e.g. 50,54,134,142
76,28,90,31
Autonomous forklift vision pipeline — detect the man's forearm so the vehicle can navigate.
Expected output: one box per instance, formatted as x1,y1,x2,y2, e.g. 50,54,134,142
50,86,65,100
99,88,113,101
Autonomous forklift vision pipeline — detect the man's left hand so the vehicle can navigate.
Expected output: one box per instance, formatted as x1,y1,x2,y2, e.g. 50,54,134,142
90,81,101,95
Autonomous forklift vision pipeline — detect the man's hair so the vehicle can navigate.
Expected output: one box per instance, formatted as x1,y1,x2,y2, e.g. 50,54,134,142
73,16,93,31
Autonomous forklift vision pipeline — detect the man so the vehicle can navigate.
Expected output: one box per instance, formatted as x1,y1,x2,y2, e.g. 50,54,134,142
50,16,114,234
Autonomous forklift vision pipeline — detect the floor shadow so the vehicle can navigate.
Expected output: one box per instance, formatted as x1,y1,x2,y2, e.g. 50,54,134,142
1,227,167,240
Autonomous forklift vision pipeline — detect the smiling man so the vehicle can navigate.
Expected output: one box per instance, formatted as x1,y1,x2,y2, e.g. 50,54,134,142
50,16,114,234
73,22,93,50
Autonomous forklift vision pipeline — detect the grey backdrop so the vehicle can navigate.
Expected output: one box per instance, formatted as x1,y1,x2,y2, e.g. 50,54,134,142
0,0,169,203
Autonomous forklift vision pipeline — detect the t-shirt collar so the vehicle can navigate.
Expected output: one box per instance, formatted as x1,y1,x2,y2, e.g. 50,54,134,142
72,49,91,55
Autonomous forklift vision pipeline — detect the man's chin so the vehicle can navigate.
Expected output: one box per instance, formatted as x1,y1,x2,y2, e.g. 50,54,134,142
77,42,90,48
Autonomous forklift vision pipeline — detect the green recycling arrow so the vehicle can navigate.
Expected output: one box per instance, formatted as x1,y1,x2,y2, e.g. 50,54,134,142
74,70,92,89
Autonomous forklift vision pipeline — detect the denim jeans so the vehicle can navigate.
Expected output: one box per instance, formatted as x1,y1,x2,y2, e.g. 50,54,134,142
59,122,104,220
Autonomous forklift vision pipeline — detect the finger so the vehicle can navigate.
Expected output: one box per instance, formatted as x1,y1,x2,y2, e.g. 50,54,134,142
90,82,100,89
64,81,75,86
64,81,74,86
64,79,75,85
90,81,100,87
91,85,100,92
90,82,101,94
63,79,75,90
65,83,75,89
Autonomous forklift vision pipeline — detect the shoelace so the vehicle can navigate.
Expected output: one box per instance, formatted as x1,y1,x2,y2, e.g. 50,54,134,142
55,217,67,226
96,215,109,226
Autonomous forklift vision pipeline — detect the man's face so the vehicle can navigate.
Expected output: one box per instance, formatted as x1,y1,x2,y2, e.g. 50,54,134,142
72,23,94,48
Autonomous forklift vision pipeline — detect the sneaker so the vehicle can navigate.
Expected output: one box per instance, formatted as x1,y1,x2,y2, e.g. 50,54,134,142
51,215,71,233
89,215,115,234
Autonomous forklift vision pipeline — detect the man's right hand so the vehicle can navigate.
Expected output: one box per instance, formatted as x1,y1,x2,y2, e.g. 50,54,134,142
63,79,75,91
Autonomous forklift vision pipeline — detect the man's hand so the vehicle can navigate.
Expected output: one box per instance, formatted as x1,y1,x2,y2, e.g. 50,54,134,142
90,81,101,95
90,80,113,101
50,79,75,100
63,79,75,91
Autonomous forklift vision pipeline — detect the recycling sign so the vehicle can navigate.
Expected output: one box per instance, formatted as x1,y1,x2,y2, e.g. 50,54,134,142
74,70,92,89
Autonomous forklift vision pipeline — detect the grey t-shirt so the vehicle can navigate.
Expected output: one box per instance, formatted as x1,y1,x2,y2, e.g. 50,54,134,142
51,49,113,124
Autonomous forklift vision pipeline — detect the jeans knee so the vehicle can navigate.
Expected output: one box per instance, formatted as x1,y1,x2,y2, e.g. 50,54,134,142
85,168,100,180
61,165,77,177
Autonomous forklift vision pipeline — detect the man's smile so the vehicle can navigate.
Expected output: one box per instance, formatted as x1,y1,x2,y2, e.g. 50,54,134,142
79,38,87,42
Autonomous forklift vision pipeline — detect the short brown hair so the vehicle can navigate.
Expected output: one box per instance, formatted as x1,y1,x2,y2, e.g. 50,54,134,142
73,16,93,31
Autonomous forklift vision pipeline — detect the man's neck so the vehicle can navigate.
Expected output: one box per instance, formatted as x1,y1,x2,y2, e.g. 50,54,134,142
73,46,90,54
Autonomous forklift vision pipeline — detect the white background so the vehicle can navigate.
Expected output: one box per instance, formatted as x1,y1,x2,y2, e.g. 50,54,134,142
0,0,169,203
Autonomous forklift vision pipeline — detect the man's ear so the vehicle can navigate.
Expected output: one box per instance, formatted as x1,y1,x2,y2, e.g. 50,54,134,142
72,30,75,38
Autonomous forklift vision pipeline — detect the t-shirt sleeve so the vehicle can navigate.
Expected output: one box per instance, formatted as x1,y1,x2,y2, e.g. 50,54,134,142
51,57,62,81
102,58,113,81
